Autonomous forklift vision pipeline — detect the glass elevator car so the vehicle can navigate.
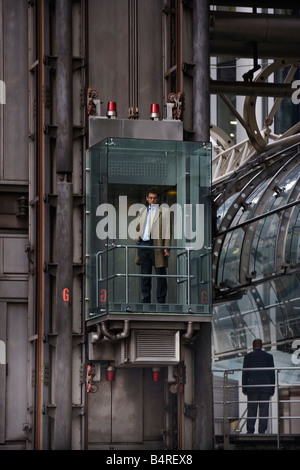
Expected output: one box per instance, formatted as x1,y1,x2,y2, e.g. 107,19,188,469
85,137,212,324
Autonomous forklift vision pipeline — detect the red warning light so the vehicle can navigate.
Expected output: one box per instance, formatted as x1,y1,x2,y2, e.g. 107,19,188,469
106,366,116,381
152,367,160,382
106,101,117,117
150,103,160,119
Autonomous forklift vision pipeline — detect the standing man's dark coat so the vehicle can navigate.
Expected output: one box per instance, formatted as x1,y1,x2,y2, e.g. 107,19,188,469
242,339,275,434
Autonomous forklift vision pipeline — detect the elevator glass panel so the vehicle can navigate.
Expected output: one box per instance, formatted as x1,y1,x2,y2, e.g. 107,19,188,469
85,137,211,320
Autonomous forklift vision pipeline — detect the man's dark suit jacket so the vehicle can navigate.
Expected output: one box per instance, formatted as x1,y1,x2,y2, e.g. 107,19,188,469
242,348,275,395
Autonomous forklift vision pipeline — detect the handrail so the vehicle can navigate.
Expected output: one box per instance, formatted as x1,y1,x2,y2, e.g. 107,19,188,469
213,366,300,450
95,243,196,305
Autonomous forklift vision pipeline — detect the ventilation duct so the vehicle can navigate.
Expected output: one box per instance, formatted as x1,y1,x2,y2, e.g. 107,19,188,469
117,330,180,366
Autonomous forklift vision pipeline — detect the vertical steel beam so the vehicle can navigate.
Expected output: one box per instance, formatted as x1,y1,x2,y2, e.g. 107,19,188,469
56,0,73,174
193,0,210,141
53,180,73,449
194,323,214,449
192,0,214,450
0,303,7,444
53,0,73,449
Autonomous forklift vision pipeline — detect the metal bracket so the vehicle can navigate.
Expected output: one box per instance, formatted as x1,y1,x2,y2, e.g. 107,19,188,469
44,332,57,347
73,263,85,276
183,403,198,420
44,193,85,207
73,194,85,207
43,55,85,71
72,56,85,71
16,196,28,217
43,55,57,69
182,62,195,77
72,333,85,347
43,261,84,276
45,404,56,418
72,404,85,417
43,332,84,348
43,124,57,139
44,193,57,207
43,263,58,276
45,403,85,419
22,423,32,442
73,125,86,139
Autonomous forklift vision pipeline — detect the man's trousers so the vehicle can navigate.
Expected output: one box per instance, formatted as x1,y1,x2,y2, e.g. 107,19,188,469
246,392,271,433
138,241,167,303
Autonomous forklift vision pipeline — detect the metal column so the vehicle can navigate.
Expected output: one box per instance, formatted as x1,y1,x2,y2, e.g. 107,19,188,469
193,0,214,450
53,0,74,449
53,181,74,449
55,0,73,175
193,0,210,142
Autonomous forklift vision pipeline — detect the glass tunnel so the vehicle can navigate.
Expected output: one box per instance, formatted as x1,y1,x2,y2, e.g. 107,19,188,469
85,137,212,322
211,141,300,374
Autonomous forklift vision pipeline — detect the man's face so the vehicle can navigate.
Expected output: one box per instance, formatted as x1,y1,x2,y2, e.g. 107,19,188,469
146,193,159,206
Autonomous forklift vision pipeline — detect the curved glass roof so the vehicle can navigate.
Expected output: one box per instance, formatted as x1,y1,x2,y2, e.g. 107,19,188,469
212,142,300,360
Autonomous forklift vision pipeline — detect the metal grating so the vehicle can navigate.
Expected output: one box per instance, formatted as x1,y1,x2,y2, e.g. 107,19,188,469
107,302,206,314
136,332,175,357
132,330,180,363
109,159,169,179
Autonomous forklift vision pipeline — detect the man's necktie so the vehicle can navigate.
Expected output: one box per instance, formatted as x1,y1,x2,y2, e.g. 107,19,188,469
148,207,153,238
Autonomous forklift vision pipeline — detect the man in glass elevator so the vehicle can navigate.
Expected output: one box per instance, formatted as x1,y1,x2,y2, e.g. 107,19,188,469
135,188,171,303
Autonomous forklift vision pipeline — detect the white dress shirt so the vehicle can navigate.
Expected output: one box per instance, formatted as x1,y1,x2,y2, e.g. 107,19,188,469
142,204,158,241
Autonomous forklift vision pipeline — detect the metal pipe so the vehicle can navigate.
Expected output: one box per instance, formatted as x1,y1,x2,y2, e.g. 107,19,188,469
212,0,297,6
210,12,300,44
210,80,293,98
182,322,194,340
210,40,300,61
276,369,280,450
223,371,229,450
218,198,300,237
37,0,45,450
100,320,130,341
91,323,104,343
128,0,138,118
177,0,182,93
125,245,128,303
210,12,300,59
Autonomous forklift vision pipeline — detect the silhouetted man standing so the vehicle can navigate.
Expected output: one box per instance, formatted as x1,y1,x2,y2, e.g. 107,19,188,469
242,339,275,434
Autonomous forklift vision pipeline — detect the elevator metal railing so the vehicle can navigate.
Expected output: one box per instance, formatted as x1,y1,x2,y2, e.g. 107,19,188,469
95,243,195,306
213,366,300,450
